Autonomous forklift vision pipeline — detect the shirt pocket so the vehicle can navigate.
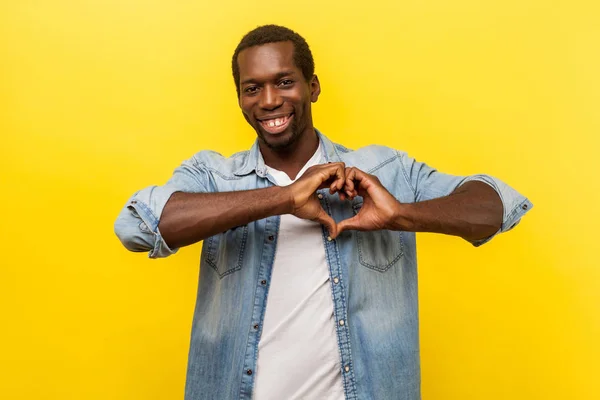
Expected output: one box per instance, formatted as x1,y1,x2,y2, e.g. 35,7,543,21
205,224,249,278
352,201,404,272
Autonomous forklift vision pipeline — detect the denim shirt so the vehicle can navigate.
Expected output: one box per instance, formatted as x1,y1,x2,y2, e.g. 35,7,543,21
114,130,532,400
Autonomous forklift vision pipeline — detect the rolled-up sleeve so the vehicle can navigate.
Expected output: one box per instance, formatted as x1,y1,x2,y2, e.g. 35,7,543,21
397,150,533,246
114,156,209,258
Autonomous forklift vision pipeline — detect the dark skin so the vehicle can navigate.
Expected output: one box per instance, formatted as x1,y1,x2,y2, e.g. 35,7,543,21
238,41,321,179
158,41,503,248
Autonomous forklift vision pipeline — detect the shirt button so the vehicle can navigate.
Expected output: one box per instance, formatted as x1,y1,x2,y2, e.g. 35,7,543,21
344,366,350,373
246,369,253,375
268,235,275,241
333,277,339,284
131,200,137,204
253,324,259,330
339,320,345,326
327,236,333,242
317,193,324,199
522,204,528,210
260,280,267,285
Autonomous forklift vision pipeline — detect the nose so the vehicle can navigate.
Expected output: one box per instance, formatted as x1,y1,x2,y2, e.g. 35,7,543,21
259,85,282,110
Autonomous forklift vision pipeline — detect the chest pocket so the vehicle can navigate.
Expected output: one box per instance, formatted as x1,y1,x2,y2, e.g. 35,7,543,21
352,201,404,272
205,224,249,278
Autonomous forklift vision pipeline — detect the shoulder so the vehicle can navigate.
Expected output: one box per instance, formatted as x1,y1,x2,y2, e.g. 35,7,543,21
337,143,402,173
187,149,250,178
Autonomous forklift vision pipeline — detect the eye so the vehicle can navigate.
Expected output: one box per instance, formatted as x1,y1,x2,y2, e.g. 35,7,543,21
244,86,259,94
278,79,294,87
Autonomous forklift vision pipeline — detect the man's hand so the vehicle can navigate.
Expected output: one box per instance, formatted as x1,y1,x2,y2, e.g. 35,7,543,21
285,162,347,237
333,167,403,238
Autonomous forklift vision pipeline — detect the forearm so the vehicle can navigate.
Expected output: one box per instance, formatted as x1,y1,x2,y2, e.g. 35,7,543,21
394,181,503,241
159,186,292,249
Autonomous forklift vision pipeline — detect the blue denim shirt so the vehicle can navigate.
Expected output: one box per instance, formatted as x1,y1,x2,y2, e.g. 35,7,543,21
114,130,532,400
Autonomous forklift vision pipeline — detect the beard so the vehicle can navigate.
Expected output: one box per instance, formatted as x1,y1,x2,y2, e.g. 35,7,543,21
256,115,302,151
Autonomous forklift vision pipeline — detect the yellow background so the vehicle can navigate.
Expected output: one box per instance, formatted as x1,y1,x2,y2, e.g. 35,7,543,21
1,1,598,399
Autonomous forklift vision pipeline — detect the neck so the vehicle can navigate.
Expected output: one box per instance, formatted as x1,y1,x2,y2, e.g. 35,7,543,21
260,128,319,180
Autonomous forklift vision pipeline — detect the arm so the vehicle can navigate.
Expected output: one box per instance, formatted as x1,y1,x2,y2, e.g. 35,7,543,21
394,180,502,241
158,188,291,249
115,160,347,256
335,166,531,244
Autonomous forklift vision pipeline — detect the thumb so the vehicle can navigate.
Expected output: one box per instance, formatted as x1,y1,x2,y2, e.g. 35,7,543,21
335,216,362,238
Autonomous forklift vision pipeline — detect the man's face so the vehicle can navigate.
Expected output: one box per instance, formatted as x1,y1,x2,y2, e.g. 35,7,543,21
237,41,320,151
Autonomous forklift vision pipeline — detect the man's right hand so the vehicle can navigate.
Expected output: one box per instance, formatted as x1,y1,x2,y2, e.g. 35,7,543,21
153,162,349,251
285,162,347,238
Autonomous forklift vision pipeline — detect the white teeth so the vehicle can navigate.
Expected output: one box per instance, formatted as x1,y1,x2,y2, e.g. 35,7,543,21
262,115,290,129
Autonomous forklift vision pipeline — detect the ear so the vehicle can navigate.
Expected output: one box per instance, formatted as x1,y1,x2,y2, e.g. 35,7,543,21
310,74,321,103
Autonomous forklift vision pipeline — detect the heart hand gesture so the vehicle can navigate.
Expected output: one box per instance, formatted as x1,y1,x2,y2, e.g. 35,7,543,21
334,167,403,238
286,162,347,238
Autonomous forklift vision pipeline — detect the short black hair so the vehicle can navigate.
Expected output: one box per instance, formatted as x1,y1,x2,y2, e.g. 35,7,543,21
232,24,315,98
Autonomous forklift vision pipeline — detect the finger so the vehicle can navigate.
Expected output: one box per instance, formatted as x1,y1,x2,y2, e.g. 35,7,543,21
348,168,378,198
336,169,346,192
316,162,345,193
330,180,340,194
334,216,362,238
340,189,356,202
344,167,356,193
348,167,374,190
345,168,362,200
314,209,338,238
331,165,346,194
331,163,347,193
319,177,335,191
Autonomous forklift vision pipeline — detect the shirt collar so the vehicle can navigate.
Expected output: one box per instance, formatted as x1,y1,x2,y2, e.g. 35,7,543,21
233,128,341,177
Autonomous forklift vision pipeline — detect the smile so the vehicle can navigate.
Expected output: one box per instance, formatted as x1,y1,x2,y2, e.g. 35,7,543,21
258,113,294,134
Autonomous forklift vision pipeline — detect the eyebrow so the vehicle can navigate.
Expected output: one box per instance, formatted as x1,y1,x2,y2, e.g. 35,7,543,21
241,70,296,86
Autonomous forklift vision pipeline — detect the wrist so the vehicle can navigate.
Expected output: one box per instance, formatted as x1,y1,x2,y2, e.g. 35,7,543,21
391,201,415,231
277,186,295,215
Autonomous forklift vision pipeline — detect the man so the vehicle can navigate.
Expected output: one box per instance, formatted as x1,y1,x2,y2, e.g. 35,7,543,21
114,25,532,400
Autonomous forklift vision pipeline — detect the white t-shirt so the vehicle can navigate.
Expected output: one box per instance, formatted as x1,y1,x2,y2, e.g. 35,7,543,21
253,143,344,400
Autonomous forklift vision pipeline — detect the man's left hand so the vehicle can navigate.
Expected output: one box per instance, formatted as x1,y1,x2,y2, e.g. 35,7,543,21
333,167,406,238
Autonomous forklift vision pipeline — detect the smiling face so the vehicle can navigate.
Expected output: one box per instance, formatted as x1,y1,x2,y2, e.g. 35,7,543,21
237,41,320,151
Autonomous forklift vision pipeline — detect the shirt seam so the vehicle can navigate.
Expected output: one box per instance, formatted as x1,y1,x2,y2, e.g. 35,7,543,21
193,159,244,182
395,151,418,199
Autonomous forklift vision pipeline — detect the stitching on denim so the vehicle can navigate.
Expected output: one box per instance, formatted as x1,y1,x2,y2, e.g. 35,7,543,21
232,149,252,176
321,197,358,398
181,157,209,192
353,202,404,272
205,236,219,274
236,225,249,270
136,200,159,230
503,199,529,230
320,199,349,396
129,200,162,256
192,158,245,181
247,215,280,397
396,151,417,198
203,163,245,181
206,224,249,278
333,143,351,161
356,232,404,272
367,154,397,174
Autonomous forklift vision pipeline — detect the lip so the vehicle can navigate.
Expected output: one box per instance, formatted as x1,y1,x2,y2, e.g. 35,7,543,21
256,112,294,122
257,113,294,135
